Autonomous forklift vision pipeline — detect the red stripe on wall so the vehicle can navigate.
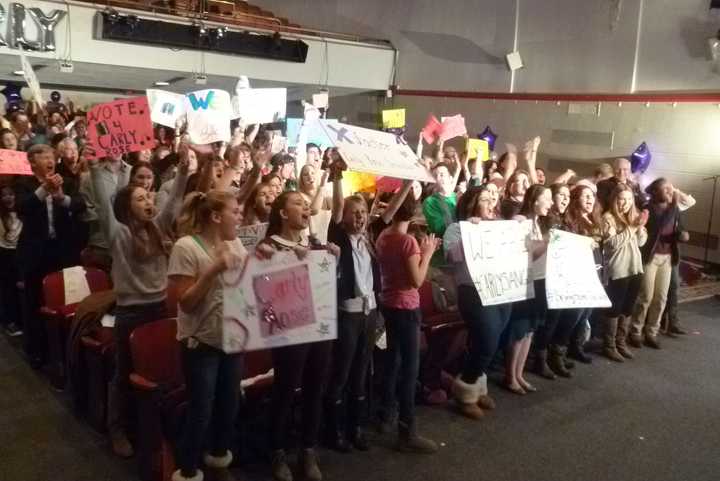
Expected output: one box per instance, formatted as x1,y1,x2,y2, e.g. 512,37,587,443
394,89,720,103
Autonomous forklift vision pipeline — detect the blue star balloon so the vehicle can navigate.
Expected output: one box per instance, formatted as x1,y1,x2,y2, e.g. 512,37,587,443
1,83,24,114
478,126,498,151
630,142,651,173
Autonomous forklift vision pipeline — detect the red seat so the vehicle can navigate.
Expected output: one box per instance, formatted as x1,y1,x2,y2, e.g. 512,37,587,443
80,326,116,432
42,267,111,389
130,318,183,481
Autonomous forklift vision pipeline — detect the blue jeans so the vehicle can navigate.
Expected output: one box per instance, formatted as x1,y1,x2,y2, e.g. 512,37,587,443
177,342,242,475
380,306,421,432
457,285,511,383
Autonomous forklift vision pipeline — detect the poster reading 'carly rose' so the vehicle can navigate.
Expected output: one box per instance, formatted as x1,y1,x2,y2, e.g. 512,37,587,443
221,250,337,353
86,97,156,159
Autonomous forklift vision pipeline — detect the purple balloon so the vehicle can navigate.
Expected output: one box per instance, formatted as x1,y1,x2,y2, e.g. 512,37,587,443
630,142,651,173
1,83,23,104
478,126,498,151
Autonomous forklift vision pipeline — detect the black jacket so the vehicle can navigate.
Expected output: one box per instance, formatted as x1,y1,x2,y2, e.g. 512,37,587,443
641,203,684,266
15,175,87,270
327,220,381,302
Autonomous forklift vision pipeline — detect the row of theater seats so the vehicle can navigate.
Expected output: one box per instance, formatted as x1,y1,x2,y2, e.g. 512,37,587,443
34,266,468,481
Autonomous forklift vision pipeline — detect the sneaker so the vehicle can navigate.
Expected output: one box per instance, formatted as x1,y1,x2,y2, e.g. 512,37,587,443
271,450,293,481
300,448,322,481
5,323,23,337
111,433,134,458
397,432,438,454
377,412,397,435
669,324,688,335
423,389,447,405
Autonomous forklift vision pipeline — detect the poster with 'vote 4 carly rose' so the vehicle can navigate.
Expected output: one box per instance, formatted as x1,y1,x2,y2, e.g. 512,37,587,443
86,97,156,159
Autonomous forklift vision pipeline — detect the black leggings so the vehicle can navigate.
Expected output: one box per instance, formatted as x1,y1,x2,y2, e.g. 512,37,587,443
457,285,512,384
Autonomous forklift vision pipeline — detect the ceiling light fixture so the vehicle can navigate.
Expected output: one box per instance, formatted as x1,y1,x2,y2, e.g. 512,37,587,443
12,70,25,76
154,81,170,86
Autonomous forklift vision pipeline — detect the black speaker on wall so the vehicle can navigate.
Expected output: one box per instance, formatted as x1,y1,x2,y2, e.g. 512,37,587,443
711,0,720,9
97,12,308,63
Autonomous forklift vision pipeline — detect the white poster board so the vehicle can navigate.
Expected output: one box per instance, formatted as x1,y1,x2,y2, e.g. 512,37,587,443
546,229,611,309
320,121,435,183
146,89,186,128
184,89,232,144
222,250,337,353
19,49,43,106
236,223,268,252
231,88,287,124
460,220,534,306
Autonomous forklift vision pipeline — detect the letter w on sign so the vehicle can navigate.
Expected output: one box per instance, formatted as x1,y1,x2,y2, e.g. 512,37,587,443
187,91,215,111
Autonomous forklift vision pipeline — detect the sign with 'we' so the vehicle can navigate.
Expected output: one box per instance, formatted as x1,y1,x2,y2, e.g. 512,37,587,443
184,89,232,145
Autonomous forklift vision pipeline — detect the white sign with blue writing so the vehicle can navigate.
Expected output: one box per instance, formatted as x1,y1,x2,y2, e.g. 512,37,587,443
184,89,232,144
320,121,435,183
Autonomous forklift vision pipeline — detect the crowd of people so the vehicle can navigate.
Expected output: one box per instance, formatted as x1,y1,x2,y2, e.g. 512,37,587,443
0,94,696,481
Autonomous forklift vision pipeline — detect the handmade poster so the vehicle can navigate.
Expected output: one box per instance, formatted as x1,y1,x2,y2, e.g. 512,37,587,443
545,229,611,309
286,118,336,149
460,220,534,306
467,138,489,161
222,250,337,352
439,114,467,141
184,89,232,145
382,109,406,129
320,121,435,183
237,223,268,251
0,149,32,175
19,48,43,106
421,114,443,144
86,97,156,159
146,89,186,128
63,266,91,305
271,135,288,154
231,88,287,124
312,92,329,109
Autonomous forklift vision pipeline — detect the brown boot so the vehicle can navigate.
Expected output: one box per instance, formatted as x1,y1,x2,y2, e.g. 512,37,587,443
533,349,556,380
451,376,485,420
548,345,572,378
615,315,634,359
603,317,625,362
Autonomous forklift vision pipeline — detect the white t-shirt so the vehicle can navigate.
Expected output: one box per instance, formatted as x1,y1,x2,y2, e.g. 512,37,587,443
168,235,247,350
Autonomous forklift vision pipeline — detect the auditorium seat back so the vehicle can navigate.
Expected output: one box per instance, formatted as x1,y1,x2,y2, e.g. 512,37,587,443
129,318,183,389
42,267,111,310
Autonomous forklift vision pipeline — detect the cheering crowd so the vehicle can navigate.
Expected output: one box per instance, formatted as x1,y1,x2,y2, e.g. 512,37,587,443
0,94,696,481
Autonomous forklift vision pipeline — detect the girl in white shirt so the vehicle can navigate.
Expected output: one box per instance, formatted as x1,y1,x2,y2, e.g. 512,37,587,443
168,190,248,481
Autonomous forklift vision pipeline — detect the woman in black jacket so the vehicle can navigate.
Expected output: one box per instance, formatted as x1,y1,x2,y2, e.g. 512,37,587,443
629,178,688,349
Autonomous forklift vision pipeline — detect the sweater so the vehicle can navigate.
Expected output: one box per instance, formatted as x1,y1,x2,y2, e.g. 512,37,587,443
601,213,648,281
91,164,188,306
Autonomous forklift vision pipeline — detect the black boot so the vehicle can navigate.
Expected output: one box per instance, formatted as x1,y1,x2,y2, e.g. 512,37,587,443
568,335,592,364
325,400,351,453
347,396,369,451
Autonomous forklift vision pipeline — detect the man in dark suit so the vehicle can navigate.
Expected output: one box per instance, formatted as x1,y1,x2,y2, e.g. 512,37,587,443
16,144,86,367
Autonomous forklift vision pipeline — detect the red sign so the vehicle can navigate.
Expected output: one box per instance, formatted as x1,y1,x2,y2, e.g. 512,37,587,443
0,149,33,175
86,96,156,158
421,114,442,144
